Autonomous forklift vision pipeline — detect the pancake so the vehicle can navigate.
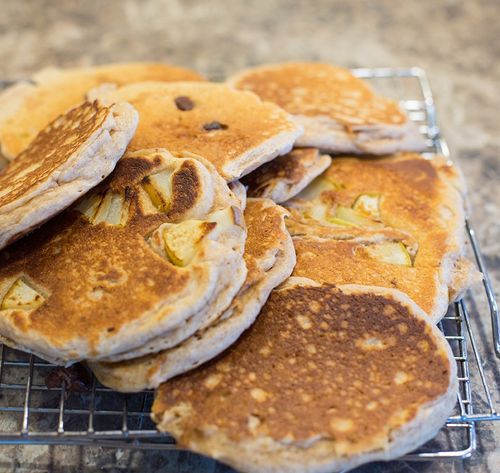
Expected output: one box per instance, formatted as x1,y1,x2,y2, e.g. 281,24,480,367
227,63,426,155
0,62,203,159
153,278,458,473
285,153,480,321
0,149,247,365
90,198,296,391
0,100,138,251
90,82,303,181
242,148,332,203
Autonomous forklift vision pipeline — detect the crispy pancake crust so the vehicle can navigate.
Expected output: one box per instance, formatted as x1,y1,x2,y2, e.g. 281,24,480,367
286,153,479,321
153,279,457,473
90,198,296,391
0,63,204,159
227,63,426,154
242,148,332,203
90,82,303,181
0,100,138,250
0,149,246,364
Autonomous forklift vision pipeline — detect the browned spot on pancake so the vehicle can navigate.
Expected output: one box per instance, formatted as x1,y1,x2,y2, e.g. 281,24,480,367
168,160,201,218
109,156,159,192
0,101,110,208
154,284,451,452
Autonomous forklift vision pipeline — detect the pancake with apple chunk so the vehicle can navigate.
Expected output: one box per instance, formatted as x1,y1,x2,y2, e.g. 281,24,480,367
0,100,138,251
152,278,457,473
0,62,204,160
285,153,481,321
90,198,295,391
242,148,331,203
90,82,303,181
227,62,426,155
0,149,246,365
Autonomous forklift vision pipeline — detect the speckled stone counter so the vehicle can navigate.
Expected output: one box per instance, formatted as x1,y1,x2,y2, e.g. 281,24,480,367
0,1,498,472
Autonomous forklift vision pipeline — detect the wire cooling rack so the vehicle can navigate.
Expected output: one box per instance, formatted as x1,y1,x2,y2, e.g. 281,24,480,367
0,68,498,464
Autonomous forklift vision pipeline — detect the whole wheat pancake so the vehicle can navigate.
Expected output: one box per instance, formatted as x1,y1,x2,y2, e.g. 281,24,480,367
153,278,458,473
0,149,247,365
90,198,295,391
0,62,203,159
0,100,138,251
227,63,426,155
242,148,332,203
90,82,303,181
285,153,480,321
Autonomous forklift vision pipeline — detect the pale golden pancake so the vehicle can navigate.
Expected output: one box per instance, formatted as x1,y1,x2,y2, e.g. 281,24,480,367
90,198,295,391
90,82,303,181
227,63,426,155
0,62,203,159
0,100,138,251
153,278,457,473
0,149,246,365
242,148,332,203
285,153,480,321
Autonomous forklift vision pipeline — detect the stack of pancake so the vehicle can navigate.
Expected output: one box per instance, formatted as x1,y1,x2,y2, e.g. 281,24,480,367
0,62,480,472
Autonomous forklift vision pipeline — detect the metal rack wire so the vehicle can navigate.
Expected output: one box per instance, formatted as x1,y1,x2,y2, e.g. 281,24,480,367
0,68,498,462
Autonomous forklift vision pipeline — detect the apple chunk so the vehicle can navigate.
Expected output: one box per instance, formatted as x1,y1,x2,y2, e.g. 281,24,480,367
1,278,45,310
352,194,381,219
363,242,412,267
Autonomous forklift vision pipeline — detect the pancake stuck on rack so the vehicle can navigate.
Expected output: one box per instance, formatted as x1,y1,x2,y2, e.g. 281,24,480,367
153,278,458,473
90,81,303,181
90,197,296,392
227,62,426,155
0,100,138,251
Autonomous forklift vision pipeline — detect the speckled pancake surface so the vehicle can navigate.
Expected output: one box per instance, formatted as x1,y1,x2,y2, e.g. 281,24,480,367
228,63,426,154
0,149,246,364
90,198,295,392
153,280,457,473
0,62,204,159
90,81,303,181
0,100,138,251
285,153,480,321
242,148,332,203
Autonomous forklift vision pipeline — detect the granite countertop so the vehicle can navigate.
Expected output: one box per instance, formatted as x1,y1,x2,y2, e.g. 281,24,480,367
0,0,498,472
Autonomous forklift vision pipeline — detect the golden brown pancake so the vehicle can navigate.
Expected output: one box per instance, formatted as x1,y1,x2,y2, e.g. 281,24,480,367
0,62,204,159
0,100,138,251
0,149,246,365
90,82,303,181
242,148,332,203
285,153,480,321
153,279,457,473
227,63,426,155
90,198,296,392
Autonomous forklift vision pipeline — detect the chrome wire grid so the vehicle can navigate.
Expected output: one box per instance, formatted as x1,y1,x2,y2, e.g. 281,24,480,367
0,68,498,461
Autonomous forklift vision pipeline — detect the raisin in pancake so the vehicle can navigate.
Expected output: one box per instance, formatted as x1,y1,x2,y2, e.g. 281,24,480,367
153,278,458,473
0,62,203,159
0,100,138,251
90,82,303,181
285,153,481,321
227,63,426,155
242,148,331,203
0,149,247,365
90,198,295,391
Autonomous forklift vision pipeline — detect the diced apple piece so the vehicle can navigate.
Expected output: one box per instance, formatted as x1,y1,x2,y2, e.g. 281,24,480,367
1,278,45,310
335,206,382,228
295,175,341,201
352,194,381,219
142,170,173,212
74,193,103,221
328,217,357,227
76,191,128,226
364,242,412,267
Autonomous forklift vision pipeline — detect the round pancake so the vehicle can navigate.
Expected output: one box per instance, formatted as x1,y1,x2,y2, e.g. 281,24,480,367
0,62,204,159
242,148,332,203
90,81,303,181
0,100,138,251
227,63,426,155
284,153,479,321
90,198,296,391
152,279,458,473
0,149,246,365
